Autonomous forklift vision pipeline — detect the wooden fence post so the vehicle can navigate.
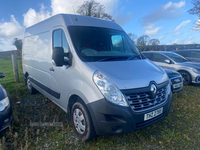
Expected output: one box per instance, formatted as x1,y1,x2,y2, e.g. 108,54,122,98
11,54,19,83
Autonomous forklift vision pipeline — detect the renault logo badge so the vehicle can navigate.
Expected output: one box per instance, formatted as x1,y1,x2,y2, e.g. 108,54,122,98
150,84,157,98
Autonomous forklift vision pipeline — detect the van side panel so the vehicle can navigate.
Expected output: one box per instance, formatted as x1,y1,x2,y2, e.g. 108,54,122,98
23,31,51,93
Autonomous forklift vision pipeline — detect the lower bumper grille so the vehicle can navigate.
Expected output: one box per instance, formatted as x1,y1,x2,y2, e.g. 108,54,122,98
136,113,164,129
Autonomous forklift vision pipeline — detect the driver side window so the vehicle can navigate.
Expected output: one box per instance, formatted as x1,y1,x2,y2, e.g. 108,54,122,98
53,29,69,53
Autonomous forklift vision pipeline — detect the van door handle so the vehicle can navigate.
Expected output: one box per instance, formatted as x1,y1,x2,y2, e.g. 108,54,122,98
49,67,54,71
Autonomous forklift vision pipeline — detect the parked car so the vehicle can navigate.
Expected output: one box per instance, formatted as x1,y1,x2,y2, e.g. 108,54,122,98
164,69,183,93
142,51,200,85
173,49,200,63
0,72,12,133
141,53,183,92
22,14,172,141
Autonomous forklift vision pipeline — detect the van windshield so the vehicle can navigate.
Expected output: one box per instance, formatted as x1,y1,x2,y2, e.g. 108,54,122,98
68,26,141,62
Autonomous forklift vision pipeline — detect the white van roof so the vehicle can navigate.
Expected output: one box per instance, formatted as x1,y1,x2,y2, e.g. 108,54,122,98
25,14,123,36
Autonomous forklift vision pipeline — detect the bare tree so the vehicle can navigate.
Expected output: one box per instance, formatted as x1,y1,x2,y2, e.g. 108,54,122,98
188,0,200,31
128,33,137,44
77,0,114,21
13,38,22,50
148,39,160,45
137,35,150,46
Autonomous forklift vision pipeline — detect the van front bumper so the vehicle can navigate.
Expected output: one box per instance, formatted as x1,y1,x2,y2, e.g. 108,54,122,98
87,92,172,136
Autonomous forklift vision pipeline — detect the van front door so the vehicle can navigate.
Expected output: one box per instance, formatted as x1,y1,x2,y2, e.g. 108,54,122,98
48,28,71,108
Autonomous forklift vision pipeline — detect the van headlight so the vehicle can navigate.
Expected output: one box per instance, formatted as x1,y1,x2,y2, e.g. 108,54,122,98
93,71,128,107
165,83,171,99
0,97,10,111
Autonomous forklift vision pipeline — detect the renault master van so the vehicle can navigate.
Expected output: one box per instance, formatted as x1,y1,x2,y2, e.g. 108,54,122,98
22,14,172,141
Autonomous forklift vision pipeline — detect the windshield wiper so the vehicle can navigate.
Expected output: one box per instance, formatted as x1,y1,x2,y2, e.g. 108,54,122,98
127,55,141,60
96,56,126,62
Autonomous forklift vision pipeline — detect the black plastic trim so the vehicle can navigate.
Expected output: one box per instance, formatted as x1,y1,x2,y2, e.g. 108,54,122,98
136,113,164,129
0,116,12,132
29,77,60,99
120,80,169,95
195,76,200,82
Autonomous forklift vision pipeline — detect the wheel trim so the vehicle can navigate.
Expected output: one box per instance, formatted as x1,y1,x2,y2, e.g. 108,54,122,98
181,73,189,85
27,79,32,91
73,108,86,134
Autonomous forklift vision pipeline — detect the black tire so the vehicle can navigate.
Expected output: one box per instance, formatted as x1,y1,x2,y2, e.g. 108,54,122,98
71,102,96,141
179,71,192,85
26,76,38,94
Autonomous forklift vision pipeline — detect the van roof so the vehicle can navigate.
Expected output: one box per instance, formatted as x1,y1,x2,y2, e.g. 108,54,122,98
25,14,123,36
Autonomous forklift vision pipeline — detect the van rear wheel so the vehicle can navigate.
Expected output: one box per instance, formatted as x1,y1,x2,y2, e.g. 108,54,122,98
27,77,37,94
71,102,96,141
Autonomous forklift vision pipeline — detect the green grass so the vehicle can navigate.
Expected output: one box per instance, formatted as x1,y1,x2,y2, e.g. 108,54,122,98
0,57,200,149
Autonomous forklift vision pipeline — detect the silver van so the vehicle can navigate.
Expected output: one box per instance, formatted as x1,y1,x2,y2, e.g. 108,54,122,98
22,14,172,141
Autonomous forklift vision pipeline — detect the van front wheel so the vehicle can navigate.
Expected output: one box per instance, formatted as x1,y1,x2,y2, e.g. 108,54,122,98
27,77,37,94
71,102,96,141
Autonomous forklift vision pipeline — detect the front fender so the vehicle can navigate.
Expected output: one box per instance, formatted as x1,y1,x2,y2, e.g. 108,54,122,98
67,79,104,105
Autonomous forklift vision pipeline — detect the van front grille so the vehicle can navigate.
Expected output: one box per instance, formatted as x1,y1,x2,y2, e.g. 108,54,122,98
122,85,167,112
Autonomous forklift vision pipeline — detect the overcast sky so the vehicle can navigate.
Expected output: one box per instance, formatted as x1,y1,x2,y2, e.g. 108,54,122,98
0,0,199,51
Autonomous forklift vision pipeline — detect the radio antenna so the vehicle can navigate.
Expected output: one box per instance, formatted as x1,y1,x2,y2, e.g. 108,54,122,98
73,6,78,21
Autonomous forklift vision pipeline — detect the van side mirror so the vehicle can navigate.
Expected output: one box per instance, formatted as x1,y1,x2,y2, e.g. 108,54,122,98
52,47,64,66
165,59,170,64
52,47,72,67
64,52,72,66
0,72,5,78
